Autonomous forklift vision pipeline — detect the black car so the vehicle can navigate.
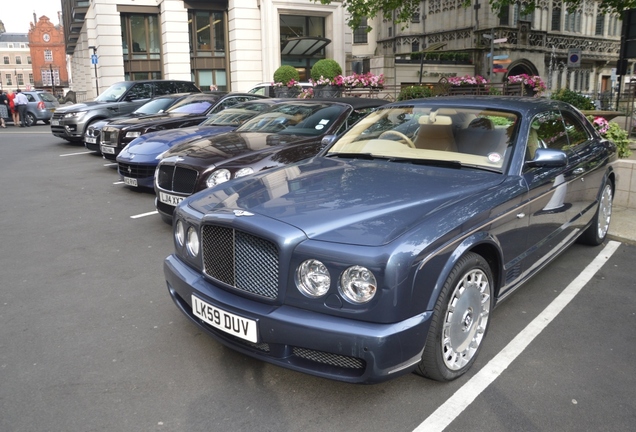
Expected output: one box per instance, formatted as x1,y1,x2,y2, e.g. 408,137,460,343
84,92,199,154
99,92,266,160
164,96,616,383
51,79,201,143
154,98,388,222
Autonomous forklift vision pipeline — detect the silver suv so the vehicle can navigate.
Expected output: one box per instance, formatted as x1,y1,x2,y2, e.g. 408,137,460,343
18,90,60,126
51,80,200,142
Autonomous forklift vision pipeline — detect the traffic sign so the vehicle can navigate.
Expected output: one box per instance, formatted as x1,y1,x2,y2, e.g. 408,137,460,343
91,54,98,65
494,38,508,44
493,55,509,60
568,48,581,68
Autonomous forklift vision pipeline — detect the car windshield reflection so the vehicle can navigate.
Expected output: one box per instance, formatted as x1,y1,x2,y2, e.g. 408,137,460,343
328,106,519,172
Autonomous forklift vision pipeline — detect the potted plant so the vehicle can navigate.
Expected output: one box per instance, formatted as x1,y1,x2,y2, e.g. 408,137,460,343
310,59,343,98
272,65,301,97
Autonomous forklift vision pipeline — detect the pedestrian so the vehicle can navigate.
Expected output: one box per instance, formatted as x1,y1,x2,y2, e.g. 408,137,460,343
14,89,29,127
0,91,8,127
7,89,19,125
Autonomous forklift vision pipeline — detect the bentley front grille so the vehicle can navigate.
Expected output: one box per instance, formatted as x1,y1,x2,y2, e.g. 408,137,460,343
201,225,279,299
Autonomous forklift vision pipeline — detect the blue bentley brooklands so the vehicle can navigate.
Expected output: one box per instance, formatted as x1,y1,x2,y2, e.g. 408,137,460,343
164,96,616,384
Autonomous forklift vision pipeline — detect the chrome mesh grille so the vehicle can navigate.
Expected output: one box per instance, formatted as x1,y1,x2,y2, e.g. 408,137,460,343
118,162,155,179
202,225,279,299
157,164,198,194
101,129,119,146
292,347,364,369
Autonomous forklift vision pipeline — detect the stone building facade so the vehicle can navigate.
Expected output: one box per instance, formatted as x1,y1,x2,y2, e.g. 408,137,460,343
0,29,32,92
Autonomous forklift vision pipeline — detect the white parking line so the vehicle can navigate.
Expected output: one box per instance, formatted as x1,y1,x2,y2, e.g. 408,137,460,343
113,181,124,185
60,151,93,157
130,211,158,219
414,240,621,432
104,163,117,167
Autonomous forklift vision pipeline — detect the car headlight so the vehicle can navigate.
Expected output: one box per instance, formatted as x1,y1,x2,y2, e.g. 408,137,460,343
206,169,231,188
186,227,199,257
175,220,185,247
235,167,254,178
340,266,377,304
125,131,142,139
296,259,330,298
64,111,86,119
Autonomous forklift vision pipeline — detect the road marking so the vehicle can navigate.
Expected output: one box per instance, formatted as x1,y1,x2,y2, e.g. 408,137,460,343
414,240,621,432
113,181,124,185
130,211,158,219
104,163,117,167
60,151,93,157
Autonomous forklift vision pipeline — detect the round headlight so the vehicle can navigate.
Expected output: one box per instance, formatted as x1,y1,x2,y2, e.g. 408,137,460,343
206,169,231,188
340,266,377,304
235,167,254,178
186,227,199,257
296,259,330,298
175,220,185,247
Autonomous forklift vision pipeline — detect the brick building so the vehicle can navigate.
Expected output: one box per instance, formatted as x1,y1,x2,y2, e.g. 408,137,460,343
28,15,68,97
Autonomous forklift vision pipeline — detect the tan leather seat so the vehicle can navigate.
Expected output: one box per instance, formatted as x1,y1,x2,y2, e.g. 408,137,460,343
414,114,457,152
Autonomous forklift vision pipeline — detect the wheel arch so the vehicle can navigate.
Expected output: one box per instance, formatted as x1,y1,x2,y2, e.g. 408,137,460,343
420,232,504,311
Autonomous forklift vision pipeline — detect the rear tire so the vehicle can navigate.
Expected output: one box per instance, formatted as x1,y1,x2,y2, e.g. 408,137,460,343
578,180,613,246
25,112,36,126
416,252,493,381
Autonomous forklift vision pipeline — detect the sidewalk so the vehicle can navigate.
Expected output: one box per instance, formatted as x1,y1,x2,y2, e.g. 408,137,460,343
608,135,636,246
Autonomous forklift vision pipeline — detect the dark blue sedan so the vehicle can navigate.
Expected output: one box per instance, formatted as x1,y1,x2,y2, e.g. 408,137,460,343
164,97,616,384
115,99,280,189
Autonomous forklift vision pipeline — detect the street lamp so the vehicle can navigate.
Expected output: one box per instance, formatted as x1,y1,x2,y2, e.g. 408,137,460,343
50,64,55,96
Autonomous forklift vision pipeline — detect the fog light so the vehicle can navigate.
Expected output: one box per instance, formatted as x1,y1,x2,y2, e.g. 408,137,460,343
175,220,185,247
186,227,199,257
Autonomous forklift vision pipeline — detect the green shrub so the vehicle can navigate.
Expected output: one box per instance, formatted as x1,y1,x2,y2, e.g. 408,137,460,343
606,122,632,158
397,85,434,101
273,65,300,86
551,88,595,110
310,59,343,82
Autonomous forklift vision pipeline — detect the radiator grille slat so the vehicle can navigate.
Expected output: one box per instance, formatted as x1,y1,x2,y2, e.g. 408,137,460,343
202,225,279,299
157,165,198,194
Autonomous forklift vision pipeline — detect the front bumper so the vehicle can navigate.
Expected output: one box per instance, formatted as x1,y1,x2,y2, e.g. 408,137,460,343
51,119,85,141
164,254,432,384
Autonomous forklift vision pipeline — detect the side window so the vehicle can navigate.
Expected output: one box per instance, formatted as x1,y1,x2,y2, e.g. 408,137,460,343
560,110,590,148
154,81,175,95
126,83,154,100
175,82,200,93
25,94,36,102
527,110,568,161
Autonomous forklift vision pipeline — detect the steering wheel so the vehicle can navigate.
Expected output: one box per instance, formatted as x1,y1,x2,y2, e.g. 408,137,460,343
379,130,415,148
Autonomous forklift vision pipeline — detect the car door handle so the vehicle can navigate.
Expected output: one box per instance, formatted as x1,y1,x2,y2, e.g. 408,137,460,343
573,167,585,175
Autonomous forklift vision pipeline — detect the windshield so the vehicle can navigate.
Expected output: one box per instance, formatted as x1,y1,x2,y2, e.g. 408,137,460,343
94,82,132,102
237,103,346,135
38,92,57,103
202,101,274,126
166,96,218,114
135,97,179,114
328,106,519,172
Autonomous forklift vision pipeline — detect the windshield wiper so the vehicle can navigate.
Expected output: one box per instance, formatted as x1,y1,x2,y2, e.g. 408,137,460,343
388,157,463,169
326,152,377,160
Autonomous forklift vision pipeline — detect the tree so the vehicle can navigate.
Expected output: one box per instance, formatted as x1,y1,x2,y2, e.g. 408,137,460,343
312,0,636,30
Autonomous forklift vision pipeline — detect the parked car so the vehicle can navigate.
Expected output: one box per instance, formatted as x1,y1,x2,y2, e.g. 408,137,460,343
115,99,283,189
84,92,200,154
19,90,60,126
100,92,265,161
164,96,616,384
154,98,388,222
51,80,201,143
247,82,313,97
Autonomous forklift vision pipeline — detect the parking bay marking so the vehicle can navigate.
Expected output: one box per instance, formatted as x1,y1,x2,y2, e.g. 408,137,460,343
59,151,94,157
414,240,621,432
130,211,158,219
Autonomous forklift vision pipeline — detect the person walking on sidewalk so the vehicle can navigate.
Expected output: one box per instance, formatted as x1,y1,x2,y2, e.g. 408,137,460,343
0,91,8,128
14,89,29,127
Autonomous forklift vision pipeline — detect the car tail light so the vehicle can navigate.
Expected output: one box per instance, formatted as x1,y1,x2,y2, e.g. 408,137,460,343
37,101,45,110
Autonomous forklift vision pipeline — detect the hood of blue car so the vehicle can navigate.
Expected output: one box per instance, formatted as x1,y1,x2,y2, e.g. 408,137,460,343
120,126,237,157
187,157,504,246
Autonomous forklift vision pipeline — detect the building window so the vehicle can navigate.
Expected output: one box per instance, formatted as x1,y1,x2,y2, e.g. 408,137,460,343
44,50,53,61
190,11,225,56
552,7,561,31
564,10,582,33
27,56,32,64
609,15,620,36
500,6,510,25
3,56,8,64
29,73,33,84
41,69,59,86
5,74,12,85
17,74,24,86
279,14,326,82
121,14,162,79
513,3,533,26
16,56,22,65
595,14,605,35
353,18,368,44
412,40,420,52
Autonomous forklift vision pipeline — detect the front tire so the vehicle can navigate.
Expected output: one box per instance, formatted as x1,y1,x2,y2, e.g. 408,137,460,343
416,252,493,381
578,180,613,246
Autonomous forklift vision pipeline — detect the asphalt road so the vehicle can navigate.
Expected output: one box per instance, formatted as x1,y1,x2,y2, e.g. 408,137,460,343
1,125,635,432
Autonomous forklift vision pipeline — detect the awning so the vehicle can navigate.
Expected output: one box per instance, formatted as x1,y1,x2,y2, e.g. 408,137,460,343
281,36,331,56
